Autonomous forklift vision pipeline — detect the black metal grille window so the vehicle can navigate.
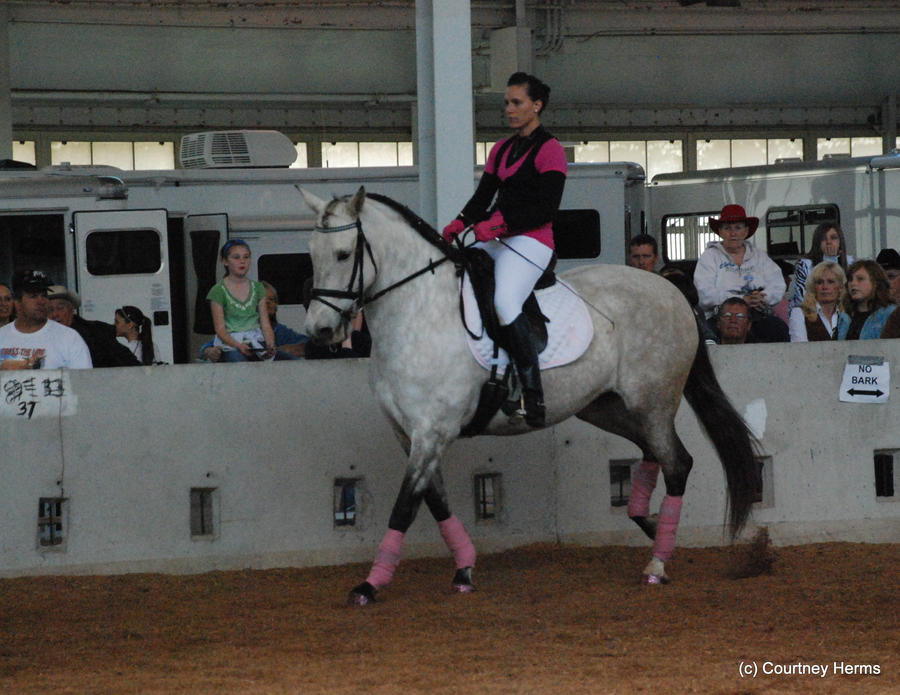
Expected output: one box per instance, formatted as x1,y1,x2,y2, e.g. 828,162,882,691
610,460,635,507
875,452,895,498
38,497,66,548
333,478,359,527
474,473,500,521
190,488,216,537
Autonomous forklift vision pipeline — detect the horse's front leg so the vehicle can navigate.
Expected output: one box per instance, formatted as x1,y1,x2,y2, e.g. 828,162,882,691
424,469,476,593
349,453,475,604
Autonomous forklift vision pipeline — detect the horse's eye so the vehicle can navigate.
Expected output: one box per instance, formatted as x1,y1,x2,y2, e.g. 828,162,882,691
337,250,351,262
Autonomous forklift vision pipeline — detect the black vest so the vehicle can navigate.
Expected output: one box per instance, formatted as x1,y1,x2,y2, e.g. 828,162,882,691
492,127,556,232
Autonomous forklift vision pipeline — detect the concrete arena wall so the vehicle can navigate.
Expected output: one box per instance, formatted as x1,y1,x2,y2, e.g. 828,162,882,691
1,341,898,578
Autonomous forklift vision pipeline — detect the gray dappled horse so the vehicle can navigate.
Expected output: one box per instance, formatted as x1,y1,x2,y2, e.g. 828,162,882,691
301,187,758,605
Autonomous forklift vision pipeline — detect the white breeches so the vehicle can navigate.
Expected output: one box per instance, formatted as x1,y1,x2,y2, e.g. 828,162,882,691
475,234,554,326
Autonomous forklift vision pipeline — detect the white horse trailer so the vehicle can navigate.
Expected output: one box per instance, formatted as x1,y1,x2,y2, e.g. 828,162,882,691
646,153,900,273
0,133,644,364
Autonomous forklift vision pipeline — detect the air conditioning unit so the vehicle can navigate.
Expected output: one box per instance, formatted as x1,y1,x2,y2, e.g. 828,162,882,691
179,130,297,168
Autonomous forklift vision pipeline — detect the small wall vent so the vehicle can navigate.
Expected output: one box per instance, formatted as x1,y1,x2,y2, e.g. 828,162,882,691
179,131,297,169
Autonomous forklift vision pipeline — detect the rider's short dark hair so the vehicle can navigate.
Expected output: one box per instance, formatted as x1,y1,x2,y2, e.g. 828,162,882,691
507,72,551,112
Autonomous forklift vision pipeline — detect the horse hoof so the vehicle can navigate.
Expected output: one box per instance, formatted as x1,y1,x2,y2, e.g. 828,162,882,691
452,581,476,594
348,592,373,606
347,581,377,606
640,573,670,585
451,567,475,593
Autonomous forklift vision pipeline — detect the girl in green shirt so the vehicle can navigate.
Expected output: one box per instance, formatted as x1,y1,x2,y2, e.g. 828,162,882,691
206,239,275,362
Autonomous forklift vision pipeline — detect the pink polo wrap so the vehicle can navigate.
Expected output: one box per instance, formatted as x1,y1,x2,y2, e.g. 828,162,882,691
365,529,405,589
651,495,683,563
439,515,477,569
628,460,660,518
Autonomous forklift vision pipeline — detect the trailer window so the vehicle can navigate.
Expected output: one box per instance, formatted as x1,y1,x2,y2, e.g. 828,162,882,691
86,229,162,275
258,253,313,306
0,214,67,287
765,205,839,260
661,212,718,262
553,209,601,259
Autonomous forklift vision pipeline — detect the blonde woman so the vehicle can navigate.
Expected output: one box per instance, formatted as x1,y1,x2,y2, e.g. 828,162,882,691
789,261,849,342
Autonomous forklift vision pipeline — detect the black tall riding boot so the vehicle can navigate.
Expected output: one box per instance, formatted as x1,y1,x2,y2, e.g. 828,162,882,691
500,313,545,428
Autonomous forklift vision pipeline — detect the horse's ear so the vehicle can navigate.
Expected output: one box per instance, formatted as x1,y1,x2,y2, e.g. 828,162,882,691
349,186,366,218
299,187,326,216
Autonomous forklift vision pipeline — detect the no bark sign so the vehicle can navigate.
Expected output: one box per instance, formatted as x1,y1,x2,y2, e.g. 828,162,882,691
839,355,890,404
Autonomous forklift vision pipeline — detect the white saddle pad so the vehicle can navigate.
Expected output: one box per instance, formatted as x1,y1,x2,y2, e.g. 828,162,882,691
462,273,594,373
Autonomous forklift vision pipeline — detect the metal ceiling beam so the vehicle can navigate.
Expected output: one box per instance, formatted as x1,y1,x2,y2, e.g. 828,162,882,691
7,1,900,34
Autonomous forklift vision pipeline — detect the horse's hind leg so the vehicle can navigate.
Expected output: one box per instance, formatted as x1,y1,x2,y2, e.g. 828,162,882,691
577,393,693,584
627,458,662,539
576,394,660,537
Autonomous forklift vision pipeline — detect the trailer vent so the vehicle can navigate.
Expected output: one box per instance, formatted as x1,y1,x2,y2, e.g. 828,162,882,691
179,130,297,169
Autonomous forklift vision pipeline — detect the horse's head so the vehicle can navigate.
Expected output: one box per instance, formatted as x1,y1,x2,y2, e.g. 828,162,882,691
301,186,377,345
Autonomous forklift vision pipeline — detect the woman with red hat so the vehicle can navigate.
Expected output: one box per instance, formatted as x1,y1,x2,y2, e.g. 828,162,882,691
693,204,788,342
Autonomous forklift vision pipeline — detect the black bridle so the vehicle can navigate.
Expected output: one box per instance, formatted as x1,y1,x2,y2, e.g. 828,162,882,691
308,218,375,323
309,214,454,323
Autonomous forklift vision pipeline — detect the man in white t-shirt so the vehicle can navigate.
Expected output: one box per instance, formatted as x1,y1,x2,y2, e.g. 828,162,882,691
0,270,92,370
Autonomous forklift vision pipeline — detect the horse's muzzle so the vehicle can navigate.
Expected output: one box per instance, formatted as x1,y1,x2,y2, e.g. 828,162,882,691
310,325,335,345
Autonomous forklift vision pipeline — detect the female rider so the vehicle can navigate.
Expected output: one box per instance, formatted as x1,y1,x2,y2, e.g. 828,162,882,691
442,72,567,428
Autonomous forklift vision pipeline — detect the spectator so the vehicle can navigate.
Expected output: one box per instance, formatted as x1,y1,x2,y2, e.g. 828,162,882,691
714,297,754,345
789,223,853,309
693,204,788,342
114,305,161,365
660,264,717,344
300,276,371,359
0,270,92,369
788,261,849,342
261,281,309,359
628,234,659,272
200,281,308,362
838,259,900,340
48,285,139,367
206,239,275,362
0,283,14,326
771,258,794,326
876,248,900,304
303,309,371,359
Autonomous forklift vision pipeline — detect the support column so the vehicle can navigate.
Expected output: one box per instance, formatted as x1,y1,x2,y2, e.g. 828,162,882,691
416,0,474,228
883,94,897,154
802,134,818,162
0,6,12,161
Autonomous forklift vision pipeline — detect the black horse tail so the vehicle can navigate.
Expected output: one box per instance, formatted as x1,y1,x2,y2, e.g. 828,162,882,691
682,336,760,539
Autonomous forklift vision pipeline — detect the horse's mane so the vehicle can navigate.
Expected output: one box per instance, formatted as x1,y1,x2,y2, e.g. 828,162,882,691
365,192,461,261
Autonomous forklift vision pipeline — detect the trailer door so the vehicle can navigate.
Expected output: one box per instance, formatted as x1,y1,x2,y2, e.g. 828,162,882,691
73,209,173,364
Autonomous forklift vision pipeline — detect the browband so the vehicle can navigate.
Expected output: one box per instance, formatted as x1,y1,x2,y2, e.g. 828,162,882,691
314,221,358,234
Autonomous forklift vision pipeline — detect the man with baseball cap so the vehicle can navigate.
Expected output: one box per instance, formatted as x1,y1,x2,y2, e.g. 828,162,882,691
0,270,92,370
47,284,139,368
876,248,900,304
